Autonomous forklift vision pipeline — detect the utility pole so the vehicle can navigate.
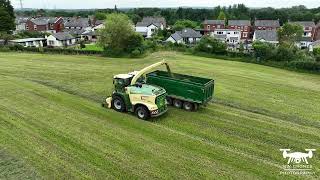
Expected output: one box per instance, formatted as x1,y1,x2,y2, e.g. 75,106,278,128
19,0,23,9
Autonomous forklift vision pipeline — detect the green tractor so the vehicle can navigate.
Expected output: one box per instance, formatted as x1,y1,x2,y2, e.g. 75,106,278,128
103,61,170,120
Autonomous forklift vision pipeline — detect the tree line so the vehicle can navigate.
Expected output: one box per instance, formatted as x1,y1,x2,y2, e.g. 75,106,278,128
15,4,320,26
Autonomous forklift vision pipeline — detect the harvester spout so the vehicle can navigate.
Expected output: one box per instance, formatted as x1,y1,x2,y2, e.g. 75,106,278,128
131,60,172,86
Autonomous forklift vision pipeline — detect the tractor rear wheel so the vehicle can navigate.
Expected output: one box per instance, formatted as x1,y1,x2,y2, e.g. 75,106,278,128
112,96,126,112
173,99,183,109
135,106,150,120
183,101,194,111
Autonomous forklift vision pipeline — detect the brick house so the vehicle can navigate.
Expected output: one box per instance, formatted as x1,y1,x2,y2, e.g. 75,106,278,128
202,20,225,35
254,20,280,30
228,20,252,41
26,17,64,33
316,23,320,41
292,21,316,49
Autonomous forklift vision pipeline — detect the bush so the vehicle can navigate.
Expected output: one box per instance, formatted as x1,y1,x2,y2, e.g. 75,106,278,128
288,61,320,71
194,36,227,55
130,49,141,57
275,44,297,61
252,41,276,61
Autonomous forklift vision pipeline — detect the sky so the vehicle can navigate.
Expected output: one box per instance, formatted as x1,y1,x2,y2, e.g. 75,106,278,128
12,0,320,9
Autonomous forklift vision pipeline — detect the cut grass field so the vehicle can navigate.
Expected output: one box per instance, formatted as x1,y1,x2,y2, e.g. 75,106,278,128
0,51,319,179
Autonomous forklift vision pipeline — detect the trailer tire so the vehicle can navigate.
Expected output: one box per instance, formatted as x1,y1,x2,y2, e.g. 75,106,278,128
173,99,183,109
135,106,150,120
183,102,194,111
166,97,173,105
112,96,126,112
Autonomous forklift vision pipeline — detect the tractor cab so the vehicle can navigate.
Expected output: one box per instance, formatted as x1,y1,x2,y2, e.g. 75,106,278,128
113,71,146,92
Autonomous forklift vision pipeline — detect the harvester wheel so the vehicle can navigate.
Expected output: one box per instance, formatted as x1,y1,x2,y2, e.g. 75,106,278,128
112,96,126,112
173,99,183,109
183,102,194,111
135,106,150,120
166,97,173,105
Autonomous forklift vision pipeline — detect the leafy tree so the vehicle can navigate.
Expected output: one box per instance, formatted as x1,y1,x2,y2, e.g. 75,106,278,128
0,0,15,33
217,11,226,20
277,23,304,46
97,13,144,56
172,20,197,31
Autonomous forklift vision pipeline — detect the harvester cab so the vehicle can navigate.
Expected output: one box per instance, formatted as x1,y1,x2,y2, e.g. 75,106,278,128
103,61,170,120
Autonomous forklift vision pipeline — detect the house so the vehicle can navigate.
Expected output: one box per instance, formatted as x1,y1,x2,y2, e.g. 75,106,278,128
253,30,279,44
64,18,91,31
211,29,241,45
202,20,225,35
46,32,76,47
15,17,29,32
228,20,252,41
64,29,85,42
166,28,202,44
292,21,316,40
289,21,316,49
135,17,166,38
81,30,98,42
26,17,64,33
9,38,46,47
254,20,280,30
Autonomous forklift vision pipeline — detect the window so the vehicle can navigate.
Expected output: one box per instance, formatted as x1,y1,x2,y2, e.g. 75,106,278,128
49,40,54,45
26,25,29,30
244,26,248,31
243,32,248,38
217,31,223,35
69,39,72,44
34,25,37,30
207,25,210,30
234,31,239,34
217,25,221,29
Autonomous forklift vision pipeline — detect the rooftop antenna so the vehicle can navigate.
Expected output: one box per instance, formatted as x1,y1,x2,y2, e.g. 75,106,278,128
19,0,23,9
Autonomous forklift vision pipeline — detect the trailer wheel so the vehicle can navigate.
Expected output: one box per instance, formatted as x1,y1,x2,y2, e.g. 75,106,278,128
173,99,183,109
183,102,194,111
166,97,173,105
112,96,126,112
135,106,150,120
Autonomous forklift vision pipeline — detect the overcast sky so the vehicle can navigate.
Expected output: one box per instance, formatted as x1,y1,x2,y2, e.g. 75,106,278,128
12,0,320,9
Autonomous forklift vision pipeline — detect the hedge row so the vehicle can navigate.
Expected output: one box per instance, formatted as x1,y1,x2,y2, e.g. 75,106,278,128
288,61,320,71
0,45,102,55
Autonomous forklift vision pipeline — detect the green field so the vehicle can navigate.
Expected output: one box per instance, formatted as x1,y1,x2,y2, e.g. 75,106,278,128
0,52,319,179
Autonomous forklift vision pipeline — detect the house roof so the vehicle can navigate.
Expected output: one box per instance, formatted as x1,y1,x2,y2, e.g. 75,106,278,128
82,30,96,36
170,32,183,41
203,20,225,25
254,20,280,27
15,17,29,24
10,38,46,43
170,28,202,41
136,22,162,28
141,17,166,27
52,32,75,41
64,29,85,36
30,17,61,25
228,20,251,26
291,21,316,27
64,18,90,28
215,29,241,32
254,30,278,42
312,40,320,47
300,36,313,42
